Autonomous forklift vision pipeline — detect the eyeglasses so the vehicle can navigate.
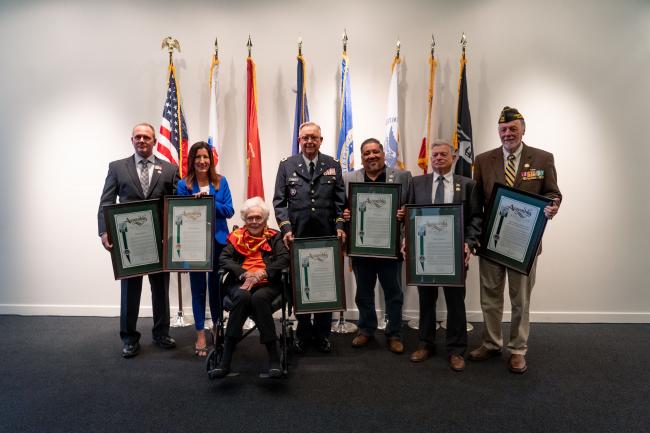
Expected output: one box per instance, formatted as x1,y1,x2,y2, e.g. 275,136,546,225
299,135,321,143
245,216,264,223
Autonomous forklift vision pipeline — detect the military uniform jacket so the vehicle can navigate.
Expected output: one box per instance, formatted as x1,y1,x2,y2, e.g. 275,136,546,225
273,152,346,237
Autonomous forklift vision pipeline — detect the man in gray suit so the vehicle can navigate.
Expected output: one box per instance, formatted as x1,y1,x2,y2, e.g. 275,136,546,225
407,140,482,371
343,138,412,354
98,123,179,358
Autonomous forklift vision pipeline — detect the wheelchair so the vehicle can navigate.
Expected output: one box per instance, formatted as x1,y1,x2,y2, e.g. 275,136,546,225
206,267,294,379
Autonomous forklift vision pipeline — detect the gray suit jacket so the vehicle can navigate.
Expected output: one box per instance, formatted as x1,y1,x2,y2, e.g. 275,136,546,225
408,172,482,250
97,155,179,235
343,166,412,207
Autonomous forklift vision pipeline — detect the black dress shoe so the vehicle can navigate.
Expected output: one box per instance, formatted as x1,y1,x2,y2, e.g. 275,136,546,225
293,338,307,354
268,360,282,378
316,337,332,353
153,335,176,349
210,364,231,379
122,342,140,358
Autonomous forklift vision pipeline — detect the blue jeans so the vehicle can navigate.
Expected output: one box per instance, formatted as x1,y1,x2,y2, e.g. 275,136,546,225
189,242,225,330
351,257,404,338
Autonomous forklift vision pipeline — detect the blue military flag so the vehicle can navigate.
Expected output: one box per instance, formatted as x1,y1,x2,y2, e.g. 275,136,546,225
337,53,354,172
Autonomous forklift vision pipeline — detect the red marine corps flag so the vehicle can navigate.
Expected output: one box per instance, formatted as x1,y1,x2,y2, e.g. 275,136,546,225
156,37,189,177
246,36,264,199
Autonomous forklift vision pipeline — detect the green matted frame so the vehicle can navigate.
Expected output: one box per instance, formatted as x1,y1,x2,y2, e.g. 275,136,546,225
478,183,552,275
348,182,400,259
163,196,214,272
291,236,346,314
103,199,163,280
405,204,465,287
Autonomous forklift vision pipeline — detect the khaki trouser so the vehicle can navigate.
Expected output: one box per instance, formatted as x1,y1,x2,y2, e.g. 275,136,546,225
478,256,538,355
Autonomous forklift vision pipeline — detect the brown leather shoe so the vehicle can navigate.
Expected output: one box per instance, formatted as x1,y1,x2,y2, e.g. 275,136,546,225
351,333,371,348
410,347,431,362
468,345,502,361
449,354,466,372
508,354,527,373
387,337,404,354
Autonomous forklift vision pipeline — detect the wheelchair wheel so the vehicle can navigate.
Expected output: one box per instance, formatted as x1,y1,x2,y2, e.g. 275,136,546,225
206,345,223,373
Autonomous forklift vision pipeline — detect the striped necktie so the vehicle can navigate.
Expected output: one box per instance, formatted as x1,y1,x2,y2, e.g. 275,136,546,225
505,154,516,187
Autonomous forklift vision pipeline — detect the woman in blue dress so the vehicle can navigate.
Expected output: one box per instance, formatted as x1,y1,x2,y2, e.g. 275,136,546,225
176,141,234,356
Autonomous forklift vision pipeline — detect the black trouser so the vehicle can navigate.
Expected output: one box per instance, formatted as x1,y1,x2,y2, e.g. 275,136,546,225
296,312,332,340
120,273,170,344
417,285,467,355
224,283,280,343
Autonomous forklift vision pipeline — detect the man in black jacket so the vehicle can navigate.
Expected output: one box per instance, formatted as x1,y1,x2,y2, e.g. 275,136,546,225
97,123,179,358
407,140,482,371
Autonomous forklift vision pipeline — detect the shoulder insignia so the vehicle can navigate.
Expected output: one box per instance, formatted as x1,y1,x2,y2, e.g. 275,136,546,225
281,157,288,162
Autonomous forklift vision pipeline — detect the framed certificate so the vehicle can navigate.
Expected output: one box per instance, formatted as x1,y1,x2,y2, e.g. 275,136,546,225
290,236,346,314
163,196,215,271
103,199,164,280
348,182,400,258
478,183,552,275
405,204,465,287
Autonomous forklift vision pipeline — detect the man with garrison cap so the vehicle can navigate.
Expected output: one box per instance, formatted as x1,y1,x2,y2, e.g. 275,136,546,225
468,107,562,373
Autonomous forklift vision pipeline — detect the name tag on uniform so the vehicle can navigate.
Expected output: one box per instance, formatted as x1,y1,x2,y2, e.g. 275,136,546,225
520,169,544,180
288,176,300,182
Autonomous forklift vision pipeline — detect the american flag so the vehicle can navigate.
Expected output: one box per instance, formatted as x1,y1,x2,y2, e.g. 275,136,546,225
156,64,189,177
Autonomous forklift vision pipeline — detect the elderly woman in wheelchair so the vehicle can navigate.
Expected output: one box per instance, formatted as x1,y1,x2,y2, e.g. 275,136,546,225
212,196,290,378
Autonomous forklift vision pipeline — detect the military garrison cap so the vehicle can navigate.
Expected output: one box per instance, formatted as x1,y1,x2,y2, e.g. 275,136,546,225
499,106,524,123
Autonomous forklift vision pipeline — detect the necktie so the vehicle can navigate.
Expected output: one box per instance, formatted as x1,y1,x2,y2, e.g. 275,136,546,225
505,154,516,187
309,161,315,178
434,175,445,204
139,160,150,196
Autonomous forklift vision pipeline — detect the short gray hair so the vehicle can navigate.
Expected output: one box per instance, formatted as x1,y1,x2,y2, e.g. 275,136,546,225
240,196,270,221
298,121,321,134
431,139,456,155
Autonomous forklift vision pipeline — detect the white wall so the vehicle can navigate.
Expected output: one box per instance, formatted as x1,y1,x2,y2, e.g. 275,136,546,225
0,0,648,322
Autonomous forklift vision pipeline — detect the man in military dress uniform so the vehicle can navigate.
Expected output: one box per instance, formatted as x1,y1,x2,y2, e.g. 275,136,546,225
273,122,346,353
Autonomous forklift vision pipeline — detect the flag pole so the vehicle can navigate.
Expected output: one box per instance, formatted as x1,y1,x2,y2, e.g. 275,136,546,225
332,28,358,335
443,36,474,333
162,36,192,328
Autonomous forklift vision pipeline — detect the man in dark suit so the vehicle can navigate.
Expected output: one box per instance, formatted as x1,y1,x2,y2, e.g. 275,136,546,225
273,121,346,354
468,107,562,373
407,140,482,371
98,123,180,358
343,138,412,354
